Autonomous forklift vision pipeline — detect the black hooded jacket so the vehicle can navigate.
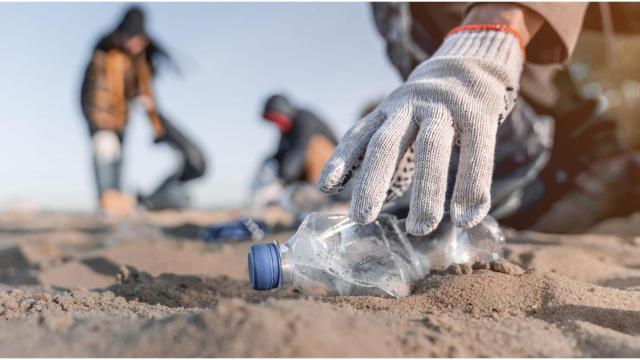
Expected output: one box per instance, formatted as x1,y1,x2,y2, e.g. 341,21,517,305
273,109,338,184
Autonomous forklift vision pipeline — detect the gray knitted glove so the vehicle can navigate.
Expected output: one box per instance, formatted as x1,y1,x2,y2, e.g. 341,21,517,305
319,29,524,235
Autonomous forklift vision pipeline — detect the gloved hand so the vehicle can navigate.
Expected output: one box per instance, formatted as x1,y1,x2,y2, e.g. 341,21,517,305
319,27,524,235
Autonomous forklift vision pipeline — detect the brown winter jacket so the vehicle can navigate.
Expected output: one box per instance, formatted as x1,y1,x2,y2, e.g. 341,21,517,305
81,48,166,139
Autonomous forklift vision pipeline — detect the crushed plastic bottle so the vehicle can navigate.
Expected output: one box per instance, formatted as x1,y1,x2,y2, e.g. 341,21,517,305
248,212,505,298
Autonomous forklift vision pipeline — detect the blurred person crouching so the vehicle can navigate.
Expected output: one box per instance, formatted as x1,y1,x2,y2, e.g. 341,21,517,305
80,6,206,216
251,94,346,227
262,94,338,186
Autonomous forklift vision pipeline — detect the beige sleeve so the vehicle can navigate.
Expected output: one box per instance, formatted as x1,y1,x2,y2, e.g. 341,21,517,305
468,2,589,64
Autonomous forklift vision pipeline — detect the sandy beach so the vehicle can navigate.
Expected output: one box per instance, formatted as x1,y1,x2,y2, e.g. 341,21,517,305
0,209,638,357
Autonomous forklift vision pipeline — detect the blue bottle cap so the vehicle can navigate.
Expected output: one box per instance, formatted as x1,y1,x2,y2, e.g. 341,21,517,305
248,243,281,290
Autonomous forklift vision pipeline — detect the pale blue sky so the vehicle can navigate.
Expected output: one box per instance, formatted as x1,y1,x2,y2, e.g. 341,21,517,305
0,3,400,211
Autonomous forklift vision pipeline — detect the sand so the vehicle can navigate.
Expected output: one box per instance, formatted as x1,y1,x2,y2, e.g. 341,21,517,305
0,209,639,357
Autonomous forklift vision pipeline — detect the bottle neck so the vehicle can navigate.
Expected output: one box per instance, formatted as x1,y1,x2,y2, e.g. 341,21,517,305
278,243,294,288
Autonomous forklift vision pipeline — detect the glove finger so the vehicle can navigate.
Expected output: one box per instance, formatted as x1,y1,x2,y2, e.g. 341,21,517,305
451,118,498,228
350,105,418,224
407,106,455,235
318,111,385,194
384,142,416,202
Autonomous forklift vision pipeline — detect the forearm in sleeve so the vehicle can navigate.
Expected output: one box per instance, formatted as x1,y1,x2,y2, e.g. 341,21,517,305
467,2,588,64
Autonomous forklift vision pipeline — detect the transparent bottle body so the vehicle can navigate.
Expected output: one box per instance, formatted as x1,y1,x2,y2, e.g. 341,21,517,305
277,213,505,298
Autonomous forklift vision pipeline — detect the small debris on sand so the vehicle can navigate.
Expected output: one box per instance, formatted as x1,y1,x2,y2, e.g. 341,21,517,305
490,259,525,275
459,263,473,274
472,260,490,270
445,264,463,275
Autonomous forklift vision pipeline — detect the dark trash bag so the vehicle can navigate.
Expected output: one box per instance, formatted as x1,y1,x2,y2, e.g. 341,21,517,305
139,114,208,210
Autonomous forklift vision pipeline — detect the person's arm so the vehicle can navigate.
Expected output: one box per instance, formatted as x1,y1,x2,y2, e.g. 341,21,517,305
279,128,308,183
136,58,166,140
468,3,589,63
319,3,550,235
464,4,543,46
